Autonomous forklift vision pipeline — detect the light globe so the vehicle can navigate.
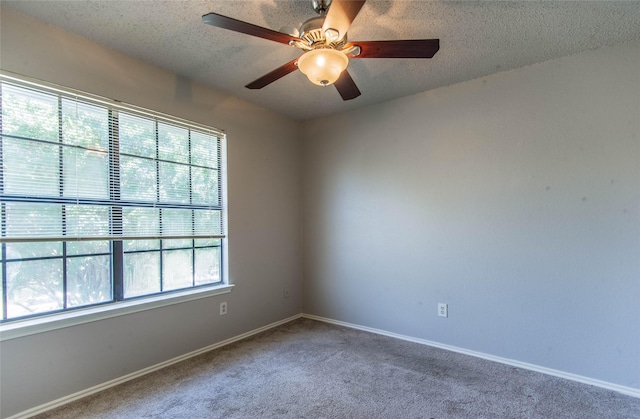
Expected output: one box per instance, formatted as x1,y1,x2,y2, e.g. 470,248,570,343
297,49,348,86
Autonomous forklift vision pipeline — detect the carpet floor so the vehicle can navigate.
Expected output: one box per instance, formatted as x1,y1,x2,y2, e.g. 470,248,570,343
35,318,640,418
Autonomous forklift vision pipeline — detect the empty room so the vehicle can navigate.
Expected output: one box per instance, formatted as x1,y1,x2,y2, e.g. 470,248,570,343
0,1,639,418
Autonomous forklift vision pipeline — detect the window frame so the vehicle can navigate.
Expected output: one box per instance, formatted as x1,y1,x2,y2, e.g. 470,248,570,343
0,72,230,336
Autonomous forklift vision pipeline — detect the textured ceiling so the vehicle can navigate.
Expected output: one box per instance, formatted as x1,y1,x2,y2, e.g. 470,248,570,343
3,0,640,121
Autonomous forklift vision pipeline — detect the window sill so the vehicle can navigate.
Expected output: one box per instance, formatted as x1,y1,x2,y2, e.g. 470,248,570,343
0,284,234,342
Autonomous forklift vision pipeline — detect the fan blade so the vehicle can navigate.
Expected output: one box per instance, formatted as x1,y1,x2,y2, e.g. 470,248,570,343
202,12,301,45
348,39,440,59
334,70,361,101
322,0,366,41
245,58,299,89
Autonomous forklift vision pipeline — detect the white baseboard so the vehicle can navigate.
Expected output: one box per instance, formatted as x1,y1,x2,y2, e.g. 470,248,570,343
7,314,303,419
301,313,640,399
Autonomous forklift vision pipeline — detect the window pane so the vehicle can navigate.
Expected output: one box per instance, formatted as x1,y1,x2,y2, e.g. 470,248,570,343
67,240,110,255
124,239,160,252
162,249,193,291
119,113,155,158
158,123,189,164
163,239,192,249
192,167,218,205
194,238,221,247
195,247,221,285
124,252,160,298
2,137,60,196
6,242,62,260
161,208,193,252
162,208,192,238
191,131,218,168
67,255,111,308
1,84,59,141
194,209,222,236
123,206,160,251
6,259,63,318
63,147,109,199
66,205,110,243
123,207,159,236
120,156,157,202
159,162,190,204
62,99,109,149
5,202,62,239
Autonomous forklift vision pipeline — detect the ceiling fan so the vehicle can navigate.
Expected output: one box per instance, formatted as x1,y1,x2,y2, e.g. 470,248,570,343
202,0,439,101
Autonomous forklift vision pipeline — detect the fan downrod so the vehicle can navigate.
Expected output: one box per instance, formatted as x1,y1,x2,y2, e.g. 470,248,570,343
312,0,332,15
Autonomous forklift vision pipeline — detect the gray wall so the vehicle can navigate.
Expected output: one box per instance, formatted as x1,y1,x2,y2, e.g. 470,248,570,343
302,41,640,390
0,8,302,417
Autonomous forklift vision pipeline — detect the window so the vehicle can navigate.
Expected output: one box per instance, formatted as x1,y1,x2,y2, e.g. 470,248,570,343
0,74,226,323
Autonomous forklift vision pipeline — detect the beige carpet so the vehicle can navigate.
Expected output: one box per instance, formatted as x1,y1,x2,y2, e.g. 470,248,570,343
35,318,640,418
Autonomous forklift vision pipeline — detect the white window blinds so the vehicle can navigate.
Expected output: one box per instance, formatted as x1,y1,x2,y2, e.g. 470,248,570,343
0,74,226,243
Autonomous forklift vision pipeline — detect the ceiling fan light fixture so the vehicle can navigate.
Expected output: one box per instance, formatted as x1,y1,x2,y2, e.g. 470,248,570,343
297,48,348,86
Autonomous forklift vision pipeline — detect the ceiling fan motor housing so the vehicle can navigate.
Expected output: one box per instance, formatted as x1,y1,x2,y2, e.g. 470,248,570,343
296,16,346,51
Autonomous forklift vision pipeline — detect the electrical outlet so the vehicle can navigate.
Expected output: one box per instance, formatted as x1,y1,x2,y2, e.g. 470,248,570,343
220,302,228,316
438,303,448,318
283,287,290,299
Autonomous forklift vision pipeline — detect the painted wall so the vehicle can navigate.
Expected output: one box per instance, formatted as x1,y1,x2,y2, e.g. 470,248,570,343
0,8,302,417
302,41,640,390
